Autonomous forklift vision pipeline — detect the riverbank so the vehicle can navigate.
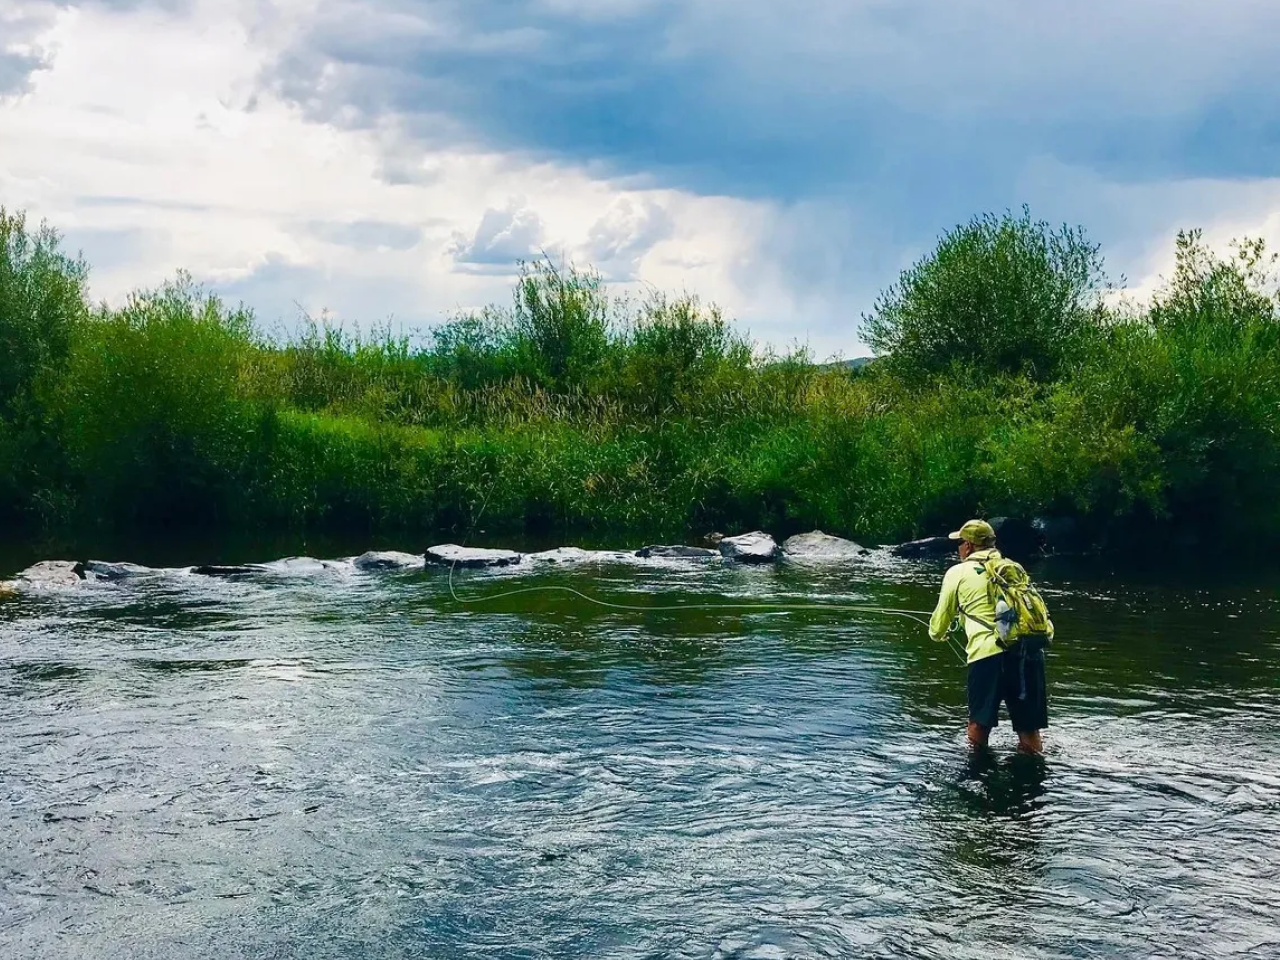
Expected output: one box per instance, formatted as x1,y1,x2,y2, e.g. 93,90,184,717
2,208,1277,554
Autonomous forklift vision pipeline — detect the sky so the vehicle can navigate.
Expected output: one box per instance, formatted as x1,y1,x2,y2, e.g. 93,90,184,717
3,0,1280,358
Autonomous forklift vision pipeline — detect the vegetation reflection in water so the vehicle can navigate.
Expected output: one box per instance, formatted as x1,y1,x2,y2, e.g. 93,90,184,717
2,551,1278,959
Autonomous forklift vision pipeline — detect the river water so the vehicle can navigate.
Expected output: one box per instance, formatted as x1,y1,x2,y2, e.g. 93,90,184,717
2,545,1279,959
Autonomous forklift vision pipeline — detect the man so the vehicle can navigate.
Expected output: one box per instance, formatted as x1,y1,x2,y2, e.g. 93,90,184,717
928,519,1051,754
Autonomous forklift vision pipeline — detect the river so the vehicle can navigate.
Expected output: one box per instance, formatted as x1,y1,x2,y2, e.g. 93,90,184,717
2,543,1279,959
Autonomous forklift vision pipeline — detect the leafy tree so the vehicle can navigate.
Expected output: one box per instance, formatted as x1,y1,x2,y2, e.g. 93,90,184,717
0,208,89,414
1148,229,1278,339
862,207,1110,381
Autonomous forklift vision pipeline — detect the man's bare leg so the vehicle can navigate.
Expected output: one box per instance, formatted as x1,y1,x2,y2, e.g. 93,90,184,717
967,721,990,748
1016,730,1043,754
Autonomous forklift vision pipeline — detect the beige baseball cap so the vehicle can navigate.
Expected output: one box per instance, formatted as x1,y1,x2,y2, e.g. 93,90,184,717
948,519,996,546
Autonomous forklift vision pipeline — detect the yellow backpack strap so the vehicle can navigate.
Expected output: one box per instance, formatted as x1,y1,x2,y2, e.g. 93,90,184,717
957,557,998,630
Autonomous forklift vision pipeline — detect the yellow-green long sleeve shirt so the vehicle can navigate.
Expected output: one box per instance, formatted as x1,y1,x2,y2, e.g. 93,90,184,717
928,549,1055,664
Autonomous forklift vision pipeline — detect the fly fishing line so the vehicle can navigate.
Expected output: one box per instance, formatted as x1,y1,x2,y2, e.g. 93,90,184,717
443,480,969,664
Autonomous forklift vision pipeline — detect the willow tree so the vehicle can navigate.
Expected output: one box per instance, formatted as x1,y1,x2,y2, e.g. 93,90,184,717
862,207,1111,382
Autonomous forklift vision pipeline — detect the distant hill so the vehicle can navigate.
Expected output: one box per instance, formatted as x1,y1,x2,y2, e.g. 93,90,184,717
819,356,875,372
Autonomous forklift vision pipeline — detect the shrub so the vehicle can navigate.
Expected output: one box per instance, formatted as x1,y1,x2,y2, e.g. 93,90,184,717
862,207,1110,381
0,209,89,416
510,259,614,393
423,309,521,392
617,292,753,417
52,275,258,528
1070,232,1280,544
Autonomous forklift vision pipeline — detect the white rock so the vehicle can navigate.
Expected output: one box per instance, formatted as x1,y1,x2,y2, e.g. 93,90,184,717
16,561,85,584
717,532,782,564
526,547,633,564
82,560,158,580
425,545,523,569
782,531,871,561
259,557,346,575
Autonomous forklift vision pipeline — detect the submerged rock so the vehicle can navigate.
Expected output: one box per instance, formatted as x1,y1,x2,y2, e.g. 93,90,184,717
16,561,87,585
259,557,345,575
425,545,522,569
635,545,720,560
782,531,872,560
82,560,157,581
353,551,423,571
526,547,633,564
890,536,955,560
191,564,262,578
718,531,782,564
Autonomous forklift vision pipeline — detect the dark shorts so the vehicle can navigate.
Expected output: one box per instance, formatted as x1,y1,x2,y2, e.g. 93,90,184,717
967,647,1049,732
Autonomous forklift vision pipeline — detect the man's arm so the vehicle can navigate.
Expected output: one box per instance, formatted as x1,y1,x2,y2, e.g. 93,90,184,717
928,568,959,642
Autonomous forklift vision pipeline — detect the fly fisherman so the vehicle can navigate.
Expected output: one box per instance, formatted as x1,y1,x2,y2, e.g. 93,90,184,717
929,519,1053,754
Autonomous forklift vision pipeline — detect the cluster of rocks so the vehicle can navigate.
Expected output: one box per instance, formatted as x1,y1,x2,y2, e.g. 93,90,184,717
5,517,1085,589
5,529,875,587
420,530,874,569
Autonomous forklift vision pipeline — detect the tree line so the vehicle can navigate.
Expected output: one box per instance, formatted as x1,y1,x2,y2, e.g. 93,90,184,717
2,206,1276,553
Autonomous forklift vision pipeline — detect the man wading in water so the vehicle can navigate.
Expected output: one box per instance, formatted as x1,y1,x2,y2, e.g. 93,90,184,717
929,519,1053,754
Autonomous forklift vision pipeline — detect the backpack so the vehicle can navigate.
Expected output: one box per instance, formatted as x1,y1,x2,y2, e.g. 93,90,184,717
964,555,1053,652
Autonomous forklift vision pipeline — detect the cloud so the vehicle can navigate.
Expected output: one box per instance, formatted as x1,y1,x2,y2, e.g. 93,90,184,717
448,197,549,272
580,196,672,280
268,0,1280,202
0,49,43,97
0,3,57,97
5,0,1280,363
309,219,424,251
211,253,433,331
246,0,1280,358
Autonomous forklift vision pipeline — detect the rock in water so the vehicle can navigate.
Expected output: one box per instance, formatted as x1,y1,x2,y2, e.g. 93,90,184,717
718,532,782,563
259,557,344,575
82,560,157,581
890,536,955,560
424,545,522,569
782,531,871,560
526,547,633,564
191,565,262,578
16,561,86,585
635,545,720,560
353,551,423,571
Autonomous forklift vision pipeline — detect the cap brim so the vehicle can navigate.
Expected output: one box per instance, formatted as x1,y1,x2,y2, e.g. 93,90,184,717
947,530,963,540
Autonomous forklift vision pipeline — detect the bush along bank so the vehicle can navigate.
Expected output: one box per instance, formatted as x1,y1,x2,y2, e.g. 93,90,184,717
2,205,1278,557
